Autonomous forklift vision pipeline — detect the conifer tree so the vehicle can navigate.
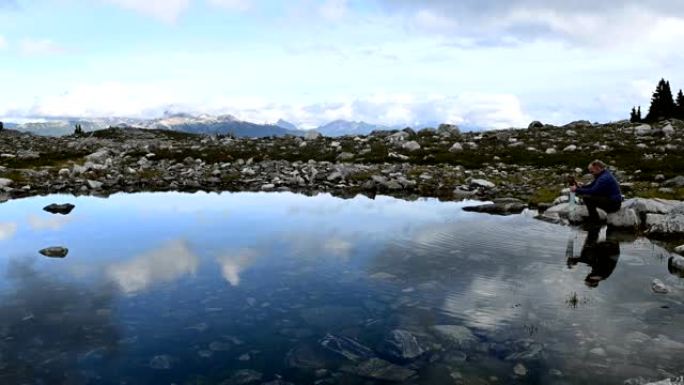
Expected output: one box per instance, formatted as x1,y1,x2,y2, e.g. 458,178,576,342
630,107,637,123
0,121,3,131
637,106,642,122
646,78,676,122
676,89,684,120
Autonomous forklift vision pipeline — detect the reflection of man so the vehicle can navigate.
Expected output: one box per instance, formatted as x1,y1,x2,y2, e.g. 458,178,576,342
567,227,620,288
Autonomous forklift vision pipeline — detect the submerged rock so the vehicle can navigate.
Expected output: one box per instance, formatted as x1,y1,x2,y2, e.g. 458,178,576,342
39,246,68,258
221,369,263,385
319,333,375,362
43,203,75,215
341,358,416,382
431,325,477,347
651,279,670,294
377,329,425,361
149,354,173,370
669,255,684,278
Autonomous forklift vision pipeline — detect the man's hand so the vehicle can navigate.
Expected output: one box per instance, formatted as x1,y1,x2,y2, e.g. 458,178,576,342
570,185,577,192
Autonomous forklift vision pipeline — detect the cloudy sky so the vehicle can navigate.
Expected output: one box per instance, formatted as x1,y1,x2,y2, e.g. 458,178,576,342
1,0,683,129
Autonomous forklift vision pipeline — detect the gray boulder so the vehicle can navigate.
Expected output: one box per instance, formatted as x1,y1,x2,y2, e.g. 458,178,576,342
645,203,684,235
402,141,421,152
663,176,684,187
469,178,495,189
668,254,684,277
606,207,640,228
651,278,670,294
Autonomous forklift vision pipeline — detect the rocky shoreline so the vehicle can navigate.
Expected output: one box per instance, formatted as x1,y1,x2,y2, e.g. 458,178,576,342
1,120,684,236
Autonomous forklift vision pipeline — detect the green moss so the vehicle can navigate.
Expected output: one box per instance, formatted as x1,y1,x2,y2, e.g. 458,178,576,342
529,186,561,205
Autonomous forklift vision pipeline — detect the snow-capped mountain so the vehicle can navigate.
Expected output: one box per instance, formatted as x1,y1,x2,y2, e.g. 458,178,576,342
315,120,392,137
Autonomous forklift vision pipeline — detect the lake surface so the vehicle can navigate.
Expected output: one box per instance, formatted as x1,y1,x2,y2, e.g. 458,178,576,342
0,192,682,385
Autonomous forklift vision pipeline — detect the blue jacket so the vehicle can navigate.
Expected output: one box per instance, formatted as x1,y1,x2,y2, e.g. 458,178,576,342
576,170,623,202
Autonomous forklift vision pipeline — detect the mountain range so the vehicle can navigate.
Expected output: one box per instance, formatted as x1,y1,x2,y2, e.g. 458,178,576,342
2,113,448,137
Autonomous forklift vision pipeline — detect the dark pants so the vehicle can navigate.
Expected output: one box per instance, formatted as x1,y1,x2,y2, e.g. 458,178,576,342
582,195,621,221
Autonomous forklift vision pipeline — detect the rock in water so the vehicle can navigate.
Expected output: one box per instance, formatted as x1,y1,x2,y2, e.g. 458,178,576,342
149,355,173,370
43,203,75,215
377,329,425,361
651,279,670,294
669,255,684,278
342,358,416,382
462,198,526,216
39,247,69,258
319,333,375,362
513,363,528,376
220,369,263,385
432,325,477,347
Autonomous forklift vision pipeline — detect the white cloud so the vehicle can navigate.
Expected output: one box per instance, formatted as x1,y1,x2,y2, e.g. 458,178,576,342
19,38,65,55
0,35,7,49
103,0,191,23
107,240,199,294
319,0,348,21
207,0,252,11
25,82,182,118
0,222,17,241
216,248,258,286
27,214,74,231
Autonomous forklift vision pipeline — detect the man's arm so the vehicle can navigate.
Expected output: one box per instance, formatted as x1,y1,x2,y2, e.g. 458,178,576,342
575,175,606,195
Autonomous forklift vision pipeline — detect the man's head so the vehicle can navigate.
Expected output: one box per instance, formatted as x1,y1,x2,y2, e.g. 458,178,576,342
587,160,606,177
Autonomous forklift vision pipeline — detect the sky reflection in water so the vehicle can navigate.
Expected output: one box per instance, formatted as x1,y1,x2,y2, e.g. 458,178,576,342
0,192,682,385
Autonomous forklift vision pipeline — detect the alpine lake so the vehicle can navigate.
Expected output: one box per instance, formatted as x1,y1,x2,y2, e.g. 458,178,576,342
0,192,682,385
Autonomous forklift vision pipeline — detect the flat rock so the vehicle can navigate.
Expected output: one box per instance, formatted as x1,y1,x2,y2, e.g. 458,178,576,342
606,207,640,228
462,198,526,216
0,178,12,188
469,179,495,189
43,203,75,215
39,247,69,258
341,358,416,382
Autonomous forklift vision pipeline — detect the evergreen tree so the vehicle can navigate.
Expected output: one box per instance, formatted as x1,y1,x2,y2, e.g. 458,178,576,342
646,78,676,122
637,106,642,122
0,121,4,131
676,89,684,120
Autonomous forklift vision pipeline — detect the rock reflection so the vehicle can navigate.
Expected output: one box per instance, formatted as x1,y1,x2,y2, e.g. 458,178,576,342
0,259,119,384
216,248,258,286
566,227,621,288
107,240,199,294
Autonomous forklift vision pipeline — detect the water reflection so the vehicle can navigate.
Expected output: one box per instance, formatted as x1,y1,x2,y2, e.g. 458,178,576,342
107,240,199,294
566,227,621,288
0,222,17,240
0,192,681,385
216,248,258,286
0,259,119,384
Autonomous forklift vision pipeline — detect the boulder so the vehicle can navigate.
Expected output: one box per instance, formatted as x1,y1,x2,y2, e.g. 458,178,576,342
85,149,110,163
448,143,463,153
337,152,354,161
528,121,544,129
606,207,640,228
675,245,684,254
87,180,103,189
437,123,460,136
663,176,684,187
662,123,675,136
402,141,421,152
0,178,12,188
43,203,75,215
538,202,606,224
545,148,557,154
563,144,577,152
634,124,652,135
39,247,69,258
645,203,684,235
469,178,495,189
668,254,684,278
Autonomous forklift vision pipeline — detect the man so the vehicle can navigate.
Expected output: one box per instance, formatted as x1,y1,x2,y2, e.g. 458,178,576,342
570,160,623,222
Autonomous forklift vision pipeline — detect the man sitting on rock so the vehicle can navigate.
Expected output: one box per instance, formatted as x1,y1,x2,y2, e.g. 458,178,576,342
570,160,623,223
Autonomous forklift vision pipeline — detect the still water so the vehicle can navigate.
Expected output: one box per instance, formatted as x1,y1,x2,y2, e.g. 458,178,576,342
0,192,682,385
